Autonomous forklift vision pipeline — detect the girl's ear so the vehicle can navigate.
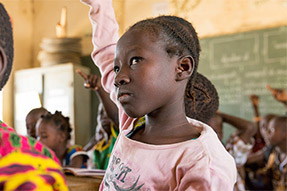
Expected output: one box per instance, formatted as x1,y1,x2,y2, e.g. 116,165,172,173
0,47,8,78
175,55,194,81
59,131,67,143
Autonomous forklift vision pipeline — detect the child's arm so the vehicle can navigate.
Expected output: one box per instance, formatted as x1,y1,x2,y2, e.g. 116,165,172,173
266,84,287,109
82,0,132,130
218,112,257,144
68,155,85,168
81,0,119,97
77,69,119,128
249,94,265,142
249,94,261,123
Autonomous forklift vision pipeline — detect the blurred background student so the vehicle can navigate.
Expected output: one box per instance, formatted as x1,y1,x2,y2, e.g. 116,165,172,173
207,111,257,191
25,107,48,138
77,70,119,169
36,111,88,168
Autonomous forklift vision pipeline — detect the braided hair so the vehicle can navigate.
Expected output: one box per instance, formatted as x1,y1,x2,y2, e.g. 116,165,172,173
128,15,201,81
0,3,14,90
185,73,219,123
40,111,72,141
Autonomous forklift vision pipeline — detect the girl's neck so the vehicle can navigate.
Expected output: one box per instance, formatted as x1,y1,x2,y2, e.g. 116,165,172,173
54,143,67,163
145,97,189,132
130,106,200,145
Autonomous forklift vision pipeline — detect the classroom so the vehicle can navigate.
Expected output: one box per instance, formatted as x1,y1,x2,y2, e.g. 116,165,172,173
0,0,286,190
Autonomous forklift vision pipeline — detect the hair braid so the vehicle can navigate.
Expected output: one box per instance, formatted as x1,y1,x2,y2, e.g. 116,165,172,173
185,73,219,123
128,15,200,81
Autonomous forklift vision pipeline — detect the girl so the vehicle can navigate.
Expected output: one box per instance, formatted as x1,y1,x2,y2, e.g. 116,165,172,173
36,111,88,168
82,0,237,190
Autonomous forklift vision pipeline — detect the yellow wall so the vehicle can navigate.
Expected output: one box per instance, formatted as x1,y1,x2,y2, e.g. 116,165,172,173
2,0,287,126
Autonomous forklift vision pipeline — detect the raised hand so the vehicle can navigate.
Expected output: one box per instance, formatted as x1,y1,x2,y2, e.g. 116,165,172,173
266,84,287,105
249,94,259,106
76,69,101,90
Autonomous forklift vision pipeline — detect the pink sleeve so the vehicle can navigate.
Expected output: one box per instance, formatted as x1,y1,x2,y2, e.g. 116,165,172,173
81,0,131,130
81,0,118,95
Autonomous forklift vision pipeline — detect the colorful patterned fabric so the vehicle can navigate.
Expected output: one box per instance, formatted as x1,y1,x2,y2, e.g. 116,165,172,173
0,120,15,132
64,145,88,168
225,134,254,191
0,120,68,191
0,149,68,191
92,124,119,169
0,120,59,163
226,134,254,167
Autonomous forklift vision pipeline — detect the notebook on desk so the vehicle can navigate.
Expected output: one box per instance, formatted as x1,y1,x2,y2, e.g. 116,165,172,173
63,167,105,178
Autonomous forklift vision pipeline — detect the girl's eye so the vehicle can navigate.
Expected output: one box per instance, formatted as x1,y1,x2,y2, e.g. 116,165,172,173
113,66,120,73
40,135,48,139
130,57,142,65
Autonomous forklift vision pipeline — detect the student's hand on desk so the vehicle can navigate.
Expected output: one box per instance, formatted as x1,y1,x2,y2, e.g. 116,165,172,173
76,69,101,91
249,94,259,106
266,84,287,105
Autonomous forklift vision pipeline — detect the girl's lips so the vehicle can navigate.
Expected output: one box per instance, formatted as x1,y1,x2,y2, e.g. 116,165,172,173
118,93,130,103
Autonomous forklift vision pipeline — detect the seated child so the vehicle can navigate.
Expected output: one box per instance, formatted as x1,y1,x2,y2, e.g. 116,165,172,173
86,103,119,169
77,70,119,169
25,107,48,138
82,0,237,190
244,95,276,190
0,3,68,190
36,111,88,168
207,112,257,191
265,116,287,190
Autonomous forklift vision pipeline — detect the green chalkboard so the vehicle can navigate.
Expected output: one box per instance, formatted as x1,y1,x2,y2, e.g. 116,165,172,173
198,26,287,142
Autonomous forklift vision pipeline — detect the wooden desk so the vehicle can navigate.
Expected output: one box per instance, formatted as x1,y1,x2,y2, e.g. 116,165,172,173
65,174,104,191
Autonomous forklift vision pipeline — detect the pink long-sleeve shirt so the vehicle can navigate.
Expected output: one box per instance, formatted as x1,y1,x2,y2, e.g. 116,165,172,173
82,0,237,190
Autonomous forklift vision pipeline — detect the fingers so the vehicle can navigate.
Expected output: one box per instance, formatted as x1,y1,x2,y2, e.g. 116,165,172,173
266,84,276,94
76,69,88,81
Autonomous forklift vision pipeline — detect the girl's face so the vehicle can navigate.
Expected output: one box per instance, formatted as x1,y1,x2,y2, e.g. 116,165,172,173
25,114,38,138
114,29,179,118
95,103,110,143
37,121,63,151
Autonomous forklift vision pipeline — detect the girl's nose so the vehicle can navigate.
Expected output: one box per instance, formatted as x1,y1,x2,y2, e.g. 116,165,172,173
114,69,130,87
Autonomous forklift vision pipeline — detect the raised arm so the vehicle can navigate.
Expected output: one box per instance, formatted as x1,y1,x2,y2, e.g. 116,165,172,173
77,69,119,128
82,0,132,130
266,84,287,111
81,0,119,96
249,94,265,141
249,95,260,123
217,112,257,144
